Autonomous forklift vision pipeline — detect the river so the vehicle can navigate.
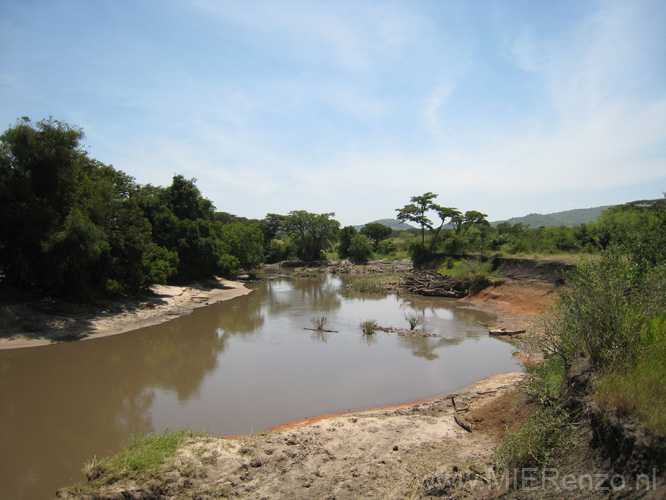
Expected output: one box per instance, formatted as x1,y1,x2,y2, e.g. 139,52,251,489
0,273,519,499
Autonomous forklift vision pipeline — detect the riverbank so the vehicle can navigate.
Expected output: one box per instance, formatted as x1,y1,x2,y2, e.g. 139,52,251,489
58,371,532,499
0,278,251,350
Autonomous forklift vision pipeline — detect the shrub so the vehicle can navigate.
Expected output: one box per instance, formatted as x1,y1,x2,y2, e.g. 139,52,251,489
310,316,328,331
404,312,423,330
360,319,378,335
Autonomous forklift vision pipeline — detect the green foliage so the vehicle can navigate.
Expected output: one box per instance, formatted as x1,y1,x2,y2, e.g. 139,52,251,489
359,222,392,251
359,319,378,334
596,313,666,436
493,408,570,476
0,118,179,297
81,429,193,488
347,234,373,263
529,210,666,436
404,312,423,330
310,316,328,330
341,274,391,294
0,118,266,297
337,226,357,260
218,222,264,271
282,210,340,261
396,193,491,262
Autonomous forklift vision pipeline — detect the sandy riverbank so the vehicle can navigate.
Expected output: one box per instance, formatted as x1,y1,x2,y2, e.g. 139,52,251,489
0,278,252,350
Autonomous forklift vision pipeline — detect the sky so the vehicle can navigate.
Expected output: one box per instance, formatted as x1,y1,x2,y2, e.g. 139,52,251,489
1,0,665,226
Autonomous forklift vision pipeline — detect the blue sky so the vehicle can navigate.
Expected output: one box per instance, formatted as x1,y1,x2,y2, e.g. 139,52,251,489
1,0,665,226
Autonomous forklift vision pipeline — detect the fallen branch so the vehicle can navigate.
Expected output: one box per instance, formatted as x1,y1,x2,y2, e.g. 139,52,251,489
488,329,526,336
451,397,472,433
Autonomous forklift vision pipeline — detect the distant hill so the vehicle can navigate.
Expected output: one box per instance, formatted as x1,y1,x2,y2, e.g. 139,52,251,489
354,219,416,231
492,206,612,228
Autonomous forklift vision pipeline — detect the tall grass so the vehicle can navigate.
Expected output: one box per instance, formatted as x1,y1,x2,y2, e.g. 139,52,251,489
595,314,666,436
342,274,393,294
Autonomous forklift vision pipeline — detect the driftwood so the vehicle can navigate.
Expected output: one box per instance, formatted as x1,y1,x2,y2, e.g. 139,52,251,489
302,327,339,333
451,397,472,433
488,329,526,336
403,270,468,298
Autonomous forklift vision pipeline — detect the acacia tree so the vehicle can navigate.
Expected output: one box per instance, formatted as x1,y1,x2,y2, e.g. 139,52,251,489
396,192,461,256
282,210,340,261
395,192,437,252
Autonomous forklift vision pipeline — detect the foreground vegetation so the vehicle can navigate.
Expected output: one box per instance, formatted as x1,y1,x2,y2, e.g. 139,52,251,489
493,199,666,484
70,429,195,495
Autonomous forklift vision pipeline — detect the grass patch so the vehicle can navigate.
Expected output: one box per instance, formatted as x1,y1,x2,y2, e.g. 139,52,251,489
310,316,328,330
342,274,398,294
493,407,570,479
359,319,378,334
78,429,195,489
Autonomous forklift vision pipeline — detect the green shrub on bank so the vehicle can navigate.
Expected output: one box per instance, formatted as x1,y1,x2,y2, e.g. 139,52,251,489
495,237,666,476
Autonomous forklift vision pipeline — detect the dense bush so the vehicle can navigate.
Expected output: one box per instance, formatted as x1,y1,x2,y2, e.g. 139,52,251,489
0,118,264,297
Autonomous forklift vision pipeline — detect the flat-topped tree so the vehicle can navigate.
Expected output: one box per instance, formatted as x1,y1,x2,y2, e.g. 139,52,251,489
396,192,461,257
396,192,437,253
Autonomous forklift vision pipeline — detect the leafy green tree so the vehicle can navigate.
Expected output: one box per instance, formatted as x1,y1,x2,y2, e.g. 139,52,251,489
348,234,373,263
337,226,358,259
282,210,340,261
0,118,177,297
360,223,392,251
218,221,264,271
139,175,243,280
257,213,287,262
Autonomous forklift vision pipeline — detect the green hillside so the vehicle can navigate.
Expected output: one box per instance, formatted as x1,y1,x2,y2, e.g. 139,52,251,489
493,205,612,228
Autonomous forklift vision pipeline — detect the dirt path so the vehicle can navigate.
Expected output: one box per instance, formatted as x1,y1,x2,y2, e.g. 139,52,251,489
0,278,251,349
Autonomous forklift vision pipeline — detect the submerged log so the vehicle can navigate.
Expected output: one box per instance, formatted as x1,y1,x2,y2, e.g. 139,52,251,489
302,327,339,333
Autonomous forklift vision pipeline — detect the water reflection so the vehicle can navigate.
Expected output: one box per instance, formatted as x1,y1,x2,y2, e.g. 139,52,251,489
0,274,514,500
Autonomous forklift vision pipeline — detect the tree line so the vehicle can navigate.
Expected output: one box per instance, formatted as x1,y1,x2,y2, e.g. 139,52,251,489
2,117,663,299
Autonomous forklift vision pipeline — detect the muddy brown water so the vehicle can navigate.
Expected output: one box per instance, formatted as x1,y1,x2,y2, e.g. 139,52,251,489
0,273,519,499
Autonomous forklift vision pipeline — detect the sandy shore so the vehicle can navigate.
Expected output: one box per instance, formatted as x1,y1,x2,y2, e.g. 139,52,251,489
0,278,252,350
